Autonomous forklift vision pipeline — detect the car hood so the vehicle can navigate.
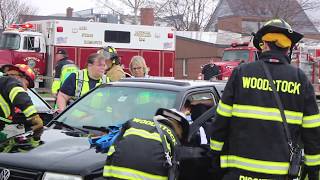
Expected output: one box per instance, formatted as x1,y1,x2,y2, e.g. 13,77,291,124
0,128,106,175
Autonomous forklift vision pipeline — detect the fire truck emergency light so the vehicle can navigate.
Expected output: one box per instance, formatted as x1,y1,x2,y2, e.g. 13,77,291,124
231,42,249,47
21,23,33,29
57,26,63,32
9,24,18,29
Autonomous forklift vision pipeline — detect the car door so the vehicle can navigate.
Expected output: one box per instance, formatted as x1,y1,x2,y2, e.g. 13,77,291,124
180,87,219,143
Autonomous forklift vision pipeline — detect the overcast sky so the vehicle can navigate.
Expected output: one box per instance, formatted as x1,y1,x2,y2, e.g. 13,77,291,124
22,0,96,15
22,0,320,30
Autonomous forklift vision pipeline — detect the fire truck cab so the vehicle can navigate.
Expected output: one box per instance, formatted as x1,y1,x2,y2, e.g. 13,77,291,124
216,42,257,80
0,23,46,77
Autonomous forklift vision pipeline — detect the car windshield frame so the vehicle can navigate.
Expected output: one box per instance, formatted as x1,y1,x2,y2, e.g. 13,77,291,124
0,33,21,50
27,88,52,113
222,49,250,61
54,85,180,129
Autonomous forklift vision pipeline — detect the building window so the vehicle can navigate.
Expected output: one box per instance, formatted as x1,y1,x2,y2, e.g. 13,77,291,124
183,59,188,77
104,31,130,43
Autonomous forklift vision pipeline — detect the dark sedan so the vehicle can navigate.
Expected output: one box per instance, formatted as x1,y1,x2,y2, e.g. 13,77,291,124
0,78,225,180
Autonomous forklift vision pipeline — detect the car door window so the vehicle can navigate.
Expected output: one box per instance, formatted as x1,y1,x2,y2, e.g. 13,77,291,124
188,92,216,106
181,91,216,121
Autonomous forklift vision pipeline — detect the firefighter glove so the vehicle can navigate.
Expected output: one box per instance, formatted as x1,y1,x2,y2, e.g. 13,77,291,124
28,114,43,132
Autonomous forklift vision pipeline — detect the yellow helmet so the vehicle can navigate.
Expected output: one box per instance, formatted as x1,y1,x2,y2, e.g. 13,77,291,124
97,46,120,65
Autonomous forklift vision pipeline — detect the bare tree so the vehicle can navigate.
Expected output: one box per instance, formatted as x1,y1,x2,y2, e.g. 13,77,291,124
0,0,37,29
96,0,154,24
156,0,217,31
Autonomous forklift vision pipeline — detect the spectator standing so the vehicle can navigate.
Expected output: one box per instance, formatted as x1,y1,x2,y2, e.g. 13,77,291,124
201,60,220,80
129,56,149,78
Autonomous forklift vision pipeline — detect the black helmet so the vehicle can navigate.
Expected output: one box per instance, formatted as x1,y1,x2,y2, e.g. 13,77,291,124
155,108,189,140
97,46,120,65
253,19,303,50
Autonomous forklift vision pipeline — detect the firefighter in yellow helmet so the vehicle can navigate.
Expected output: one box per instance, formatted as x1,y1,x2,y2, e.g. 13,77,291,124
0,64,43,141
210,19,320,179
97,46,125,81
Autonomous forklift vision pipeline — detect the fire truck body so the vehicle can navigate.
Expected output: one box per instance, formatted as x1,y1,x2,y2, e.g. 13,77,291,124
291,43,320,94
0,20,176,87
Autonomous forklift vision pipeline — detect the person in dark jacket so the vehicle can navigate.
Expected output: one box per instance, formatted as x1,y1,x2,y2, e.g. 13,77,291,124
51,49,78,95
103,108,189,180
210,19,320,180
201,60,220,80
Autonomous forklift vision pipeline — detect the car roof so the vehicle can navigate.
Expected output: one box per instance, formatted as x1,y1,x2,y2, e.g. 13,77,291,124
102,78,226,92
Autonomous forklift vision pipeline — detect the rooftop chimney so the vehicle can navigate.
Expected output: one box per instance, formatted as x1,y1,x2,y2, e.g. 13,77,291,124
66,7,73,18
140,8,154,26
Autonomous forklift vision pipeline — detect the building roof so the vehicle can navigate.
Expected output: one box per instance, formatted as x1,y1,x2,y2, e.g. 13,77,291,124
176,30,243,45
207,0,319,34
18,15,91,23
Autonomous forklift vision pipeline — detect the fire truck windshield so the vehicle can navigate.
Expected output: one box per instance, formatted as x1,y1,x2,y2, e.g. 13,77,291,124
222,50,249,61
0,33,20,50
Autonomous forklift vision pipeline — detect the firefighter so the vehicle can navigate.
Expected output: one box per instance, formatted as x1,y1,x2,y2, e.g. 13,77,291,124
56,53,109,113
0,64,43,141
51,49,78,95
103,108,189,180
210,19,320,179
97,46,125,81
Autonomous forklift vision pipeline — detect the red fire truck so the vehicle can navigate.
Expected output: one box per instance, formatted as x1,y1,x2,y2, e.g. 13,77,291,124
214,40,320,94
0,20,176,87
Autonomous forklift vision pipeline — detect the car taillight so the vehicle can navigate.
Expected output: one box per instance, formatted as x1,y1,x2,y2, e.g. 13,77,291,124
57,26,63,32
168,33,174,39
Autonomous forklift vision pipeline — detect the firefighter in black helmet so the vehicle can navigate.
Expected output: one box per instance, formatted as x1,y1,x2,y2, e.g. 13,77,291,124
210,19,320,180
103,108,189,180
